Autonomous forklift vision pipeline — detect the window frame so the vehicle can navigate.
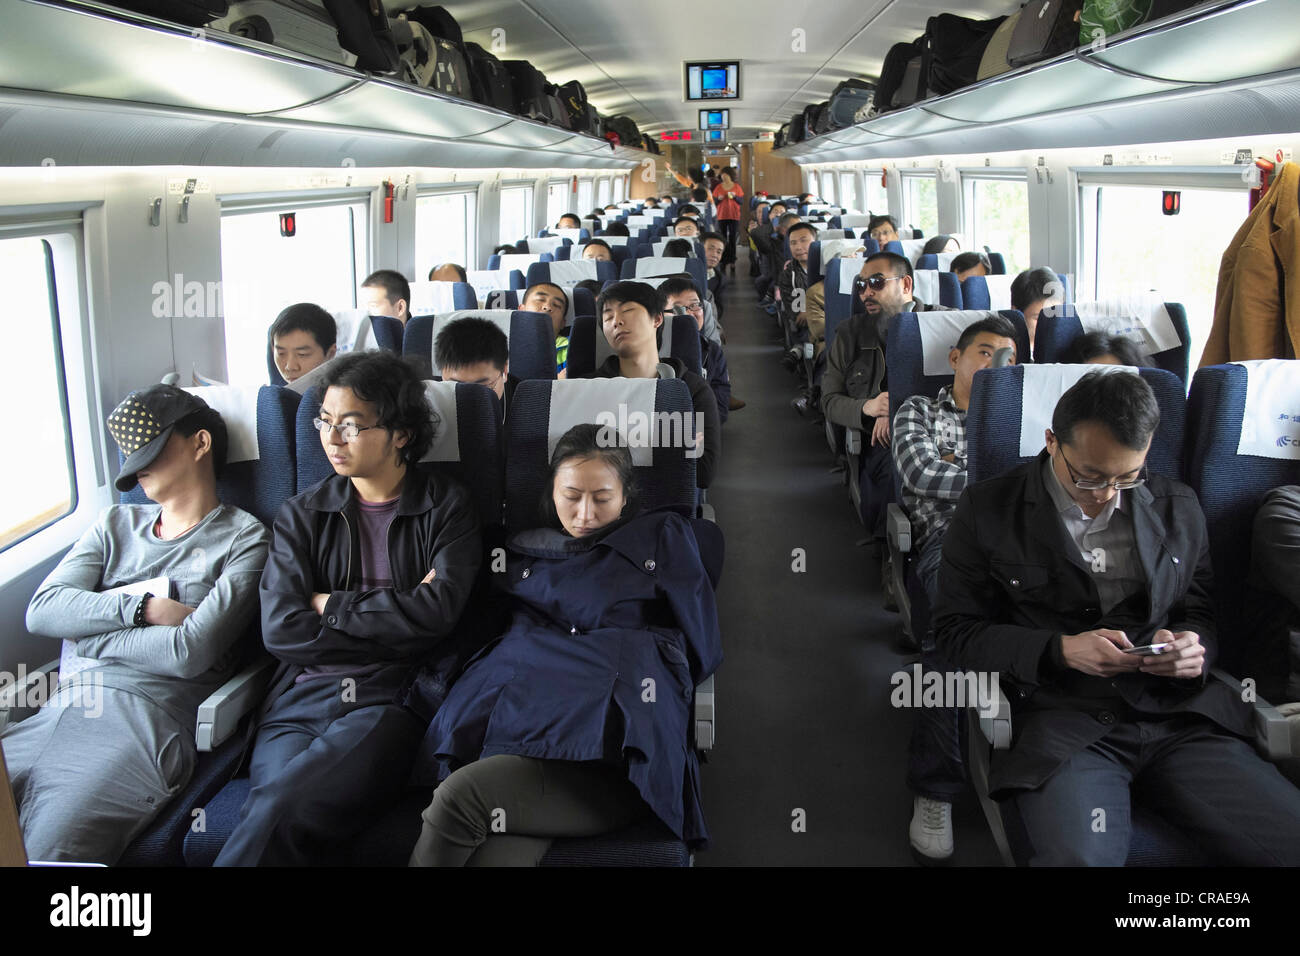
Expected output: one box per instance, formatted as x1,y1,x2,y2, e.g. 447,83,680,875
960,169,1031,273
838,171,859,214
1074,166,1248,299
901,171,939,236
0,212,107,580
414,183,479,271
546,179,571,233
498,181,534,249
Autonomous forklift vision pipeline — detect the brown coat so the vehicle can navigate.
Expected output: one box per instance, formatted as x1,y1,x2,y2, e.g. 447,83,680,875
1202,161,1300,366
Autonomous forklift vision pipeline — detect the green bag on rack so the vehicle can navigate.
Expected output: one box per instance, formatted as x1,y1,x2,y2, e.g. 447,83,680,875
1079,0,1153,46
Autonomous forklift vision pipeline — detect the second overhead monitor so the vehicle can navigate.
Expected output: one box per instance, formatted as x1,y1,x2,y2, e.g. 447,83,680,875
699,109,730,130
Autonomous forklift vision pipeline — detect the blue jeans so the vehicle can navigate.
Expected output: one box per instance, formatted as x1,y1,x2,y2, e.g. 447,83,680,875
906,530,967,801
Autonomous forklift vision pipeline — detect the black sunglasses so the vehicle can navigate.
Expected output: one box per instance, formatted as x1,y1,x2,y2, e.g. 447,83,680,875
855,273,904,293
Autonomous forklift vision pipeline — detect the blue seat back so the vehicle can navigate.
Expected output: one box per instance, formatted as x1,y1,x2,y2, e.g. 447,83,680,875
960,273,1071,313
504,378,697,533
295,380,503,529
911,270,964,309
967,365,1186,485
487,252,553,272
525,259,618,291
886,310,1030,431
565,313,701,379
620,257,708,301
403,310,556,383
119,385,300,527
408,280,477,315
1185,362,1300,673
1034,302,1192,386
824,256,872,356
267,311,403,386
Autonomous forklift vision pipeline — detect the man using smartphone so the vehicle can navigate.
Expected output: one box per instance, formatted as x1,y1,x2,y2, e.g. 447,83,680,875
934,371,1300,864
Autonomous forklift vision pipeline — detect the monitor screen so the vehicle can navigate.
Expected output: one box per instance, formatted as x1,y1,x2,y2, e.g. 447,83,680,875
699,109,730,130
705,129,726,143
685,61,741,101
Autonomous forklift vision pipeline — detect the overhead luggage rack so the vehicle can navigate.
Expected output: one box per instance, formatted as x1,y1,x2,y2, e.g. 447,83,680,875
774,0,1300,162
0,0,653,169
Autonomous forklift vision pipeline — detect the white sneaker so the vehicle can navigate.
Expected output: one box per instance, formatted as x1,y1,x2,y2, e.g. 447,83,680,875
909,796,954,864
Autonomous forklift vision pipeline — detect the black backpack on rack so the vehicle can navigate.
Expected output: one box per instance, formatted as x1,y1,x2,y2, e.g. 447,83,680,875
788,110,807,144
605,115,642,149
322,0,401,73
559,80,600,135
399,3,462,42
924,12,1008,96
809,100,833,136
873,36,926,113
463,41,514,112
106,0,228,25
503,60,551,122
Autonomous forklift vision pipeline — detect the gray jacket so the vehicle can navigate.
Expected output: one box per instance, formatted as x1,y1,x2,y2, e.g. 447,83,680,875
820,300,954,430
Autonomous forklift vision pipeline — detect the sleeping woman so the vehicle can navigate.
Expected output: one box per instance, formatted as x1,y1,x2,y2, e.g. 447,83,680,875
409,423,723,866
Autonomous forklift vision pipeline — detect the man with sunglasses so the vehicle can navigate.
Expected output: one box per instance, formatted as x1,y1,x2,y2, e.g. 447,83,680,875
217,351,482,865
435,316,518,423
822,253,952,542
934,371,1300,865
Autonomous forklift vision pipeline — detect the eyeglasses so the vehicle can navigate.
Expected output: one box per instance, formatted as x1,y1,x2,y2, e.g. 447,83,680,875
664,303,703,315
312,417,381,443
857,273,904,293
1056,443,1146,491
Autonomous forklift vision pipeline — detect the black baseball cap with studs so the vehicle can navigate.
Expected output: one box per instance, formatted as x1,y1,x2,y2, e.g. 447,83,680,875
107,384,213,492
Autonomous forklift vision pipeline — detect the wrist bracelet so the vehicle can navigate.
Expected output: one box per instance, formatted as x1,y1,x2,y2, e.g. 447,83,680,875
134,592,153,627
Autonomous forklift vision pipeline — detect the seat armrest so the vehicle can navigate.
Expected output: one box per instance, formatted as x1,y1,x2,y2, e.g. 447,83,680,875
1209,668,1294,761
845,427,863,455
693,674,715,752
887,503,911,555
195,657,276,752
976,681,1013,750
0,658,59,731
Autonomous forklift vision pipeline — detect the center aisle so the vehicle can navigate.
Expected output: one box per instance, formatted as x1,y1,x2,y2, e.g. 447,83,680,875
697,249,1002,866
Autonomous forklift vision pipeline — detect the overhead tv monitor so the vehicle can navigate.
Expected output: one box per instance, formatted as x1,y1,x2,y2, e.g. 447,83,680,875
699,109,730,130
705,129,726,143
685,61,740,101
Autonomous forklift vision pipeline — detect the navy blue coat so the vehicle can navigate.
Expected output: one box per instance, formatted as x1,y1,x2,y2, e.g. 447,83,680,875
420,508,723,846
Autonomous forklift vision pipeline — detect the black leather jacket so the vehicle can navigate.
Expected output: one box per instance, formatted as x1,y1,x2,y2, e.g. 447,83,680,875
258,466,482,704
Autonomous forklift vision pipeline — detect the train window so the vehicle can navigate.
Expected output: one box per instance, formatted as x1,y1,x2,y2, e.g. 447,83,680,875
821,174,836,204
903,173,939,237
1081,181,1247,365
220,200,368,389
806,171,819,200
963,175,1030,273
498,184,533,247
839,172,859,213
612,175,626,204
864,169,889,216
0,236,77,553
576,179,594,215
546,180,570,229
597,177,611,209
416,189,478,274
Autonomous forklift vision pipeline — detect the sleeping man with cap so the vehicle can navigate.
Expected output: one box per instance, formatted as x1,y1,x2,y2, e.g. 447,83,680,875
3,384,270,864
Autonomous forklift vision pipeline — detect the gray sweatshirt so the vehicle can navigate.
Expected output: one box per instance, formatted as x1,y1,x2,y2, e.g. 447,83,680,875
25,504,270,731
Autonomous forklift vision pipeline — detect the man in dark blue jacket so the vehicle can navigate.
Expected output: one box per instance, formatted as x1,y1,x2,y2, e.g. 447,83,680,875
935,371,1300,865
216,352,482,866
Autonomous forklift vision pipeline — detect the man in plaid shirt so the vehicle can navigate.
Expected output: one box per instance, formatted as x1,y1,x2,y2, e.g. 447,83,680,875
892,313,1018,864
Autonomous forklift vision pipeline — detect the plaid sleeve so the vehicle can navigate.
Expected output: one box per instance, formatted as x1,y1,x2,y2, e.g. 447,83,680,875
892,397,967,502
